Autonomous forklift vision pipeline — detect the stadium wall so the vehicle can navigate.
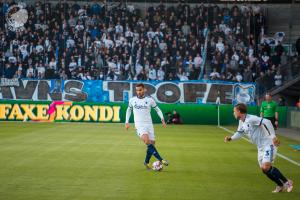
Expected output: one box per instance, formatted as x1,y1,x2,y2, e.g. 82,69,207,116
287,108,300,129
0,100,287,127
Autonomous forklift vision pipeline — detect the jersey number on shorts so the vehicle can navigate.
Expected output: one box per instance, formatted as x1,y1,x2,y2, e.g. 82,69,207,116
265,151,270,156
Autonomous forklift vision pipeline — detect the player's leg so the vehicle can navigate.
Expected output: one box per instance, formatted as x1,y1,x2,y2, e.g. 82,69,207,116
258,149,281,189
261,162,284,193
139,126,169,169
141,133,151,145
149,126,169,166
149,140,169,166
139,133,152,169
258,148,282,191
141,132,164,163
136,125,152,169
141,132,167,168
268,146,293,192
260,145,293,192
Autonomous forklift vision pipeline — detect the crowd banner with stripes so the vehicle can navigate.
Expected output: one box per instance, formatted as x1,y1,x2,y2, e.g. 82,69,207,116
0,79,256,105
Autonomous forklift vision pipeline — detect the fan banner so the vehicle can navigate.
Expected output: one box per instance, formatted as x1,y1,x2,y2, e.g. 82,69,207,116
0,79,256,105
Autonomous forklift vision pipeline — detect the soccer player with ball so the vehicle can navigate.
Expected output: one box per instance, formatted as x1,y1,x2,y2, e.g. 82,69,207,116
224,103,293,193
125,83,169,170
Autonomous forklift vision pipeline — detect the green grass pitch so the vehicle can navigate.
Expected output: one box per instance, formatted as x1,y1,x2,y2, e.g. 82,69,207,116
0,122,299,200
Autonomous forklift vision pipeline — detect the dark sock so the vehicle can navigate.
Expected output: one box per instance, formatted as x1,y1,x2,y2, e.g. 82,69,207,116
271,167,288,183
144,144,154,164
264,171,283,186
264,167,283,186
151,144,163,161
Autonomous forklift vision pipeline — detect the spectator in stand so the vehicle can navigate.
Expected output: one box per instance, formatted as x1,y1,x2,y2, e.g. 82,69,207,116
4,63,16,79
265,69,275,90
26,65,35,78
243,66,253,82
177,67,189,81
236,72,243,82
261,52,270,72
194,53,203,79
0,1,273,84
209,68,221,80
157,67,165,81
274,70,283,87
275,41,284,57
148,65,157,81
37,63,46,79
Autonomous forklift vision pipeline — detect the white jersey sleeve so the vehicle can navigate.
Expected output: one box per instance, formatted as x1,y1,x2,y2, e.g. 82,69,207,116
125,99,133,124
231,120,244,140
150,97,164,121
128,99,133,108
149,97,157,108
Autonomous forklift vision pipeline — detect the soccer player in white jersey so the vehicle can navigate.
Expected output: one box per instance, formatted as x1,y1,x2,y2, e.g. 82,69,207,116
224,103,293,193
125,83,169,169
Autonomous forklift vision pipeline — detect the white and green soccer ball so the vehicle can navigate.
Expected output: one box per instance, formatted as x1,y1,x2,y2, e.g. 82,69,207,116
152,161,163,171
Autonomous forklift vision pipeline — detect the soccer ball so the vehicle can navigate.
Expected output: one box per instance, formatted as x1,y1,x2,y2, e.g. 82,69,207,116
152,161,163,171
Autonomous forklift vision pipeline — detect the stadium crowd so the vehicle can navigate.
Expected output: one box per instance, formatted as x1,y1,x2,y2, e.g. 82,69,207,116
0,1,296,89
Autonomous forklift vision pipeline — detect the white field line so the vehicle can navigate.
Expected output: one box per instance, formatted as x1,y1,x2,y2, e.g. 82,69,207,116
219,126,300,167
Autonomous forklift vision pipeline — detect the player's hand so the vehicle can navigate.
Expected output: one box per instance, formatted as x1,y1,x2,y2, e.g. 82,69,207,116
161,119,167,128
125,123,130,130
224,136,231,143
273,137,280,147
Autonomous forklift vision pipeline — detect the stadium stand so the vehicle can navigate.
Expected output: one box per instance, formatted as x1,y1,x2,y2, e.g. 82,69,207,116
0,1,299,92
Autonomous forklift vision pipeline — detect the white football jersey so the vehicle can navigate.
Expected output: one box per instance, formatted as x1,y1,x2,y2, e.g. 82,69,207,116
233,114,276,147
125,96,163,126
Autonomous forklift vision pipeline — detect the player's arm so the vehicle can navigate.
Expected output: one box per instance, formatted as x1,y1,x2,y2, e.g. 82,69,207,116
125,102,132,130
224,121,243,142
154,106,166,127
224,130,244,142
150,97,166,127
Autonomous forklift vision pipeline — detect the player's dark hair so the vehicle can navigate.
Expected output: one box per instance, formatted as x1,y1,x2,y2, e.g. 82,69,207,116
234,103,247,114
136,83,145,88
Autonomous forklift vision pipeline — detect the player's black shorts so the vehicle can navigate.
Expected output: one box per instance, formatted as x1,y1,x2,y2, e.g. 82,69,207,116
265,117,277,129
